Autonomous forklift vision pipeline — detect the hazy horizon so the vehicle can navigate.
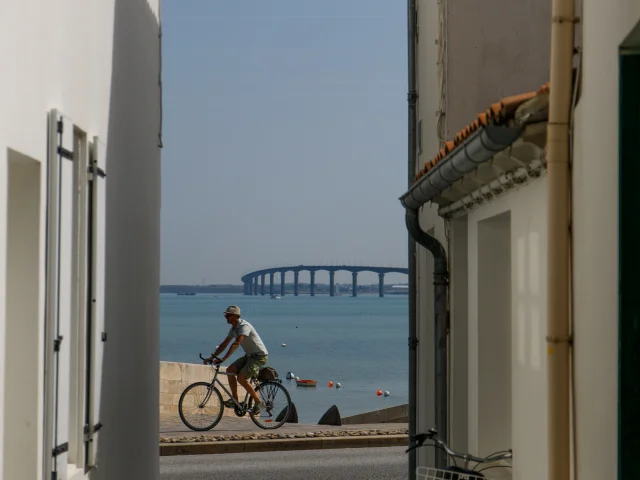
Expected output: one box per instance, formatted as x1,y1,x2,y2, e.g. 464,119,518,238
160,0,408,286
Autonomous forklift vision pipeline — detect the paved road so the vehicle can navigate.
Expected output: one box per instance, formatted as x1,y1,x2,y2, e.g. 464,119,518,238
160,446,409,480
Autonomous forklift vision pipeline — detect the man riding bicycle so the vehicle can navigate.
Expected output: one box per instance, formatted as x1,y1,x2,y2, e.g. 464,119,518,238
204,305,268,415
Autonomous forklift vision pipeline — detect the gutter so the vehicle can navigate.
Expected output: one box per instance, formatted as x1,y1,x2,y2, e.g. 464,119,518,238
406,0,449,470
401,124,523,210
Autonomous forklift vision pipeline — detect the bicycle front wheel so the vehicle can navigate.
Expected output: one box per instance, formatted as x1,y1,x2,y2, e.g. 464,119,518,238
248,380,292,429
178,381,224,431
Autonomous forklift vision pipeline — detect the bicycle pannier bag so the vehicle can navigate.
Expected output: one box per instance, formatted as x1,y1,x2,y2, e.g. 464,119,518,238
257,366,278,381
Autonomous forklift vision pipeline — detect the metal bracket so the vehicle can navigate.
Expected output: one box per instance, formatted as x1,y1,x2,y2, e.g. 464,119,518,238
102,332,107,342
84,422,102,442
409,336,419,348
88,163,107,179
52,442,68,457
57,146,74,160
546,334,573,346
54,335,63,352
552,15,580,24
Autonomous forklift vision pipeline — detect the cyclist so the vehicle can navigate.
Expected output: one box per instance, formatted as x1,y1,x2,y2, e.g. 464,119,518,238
204,305,268,415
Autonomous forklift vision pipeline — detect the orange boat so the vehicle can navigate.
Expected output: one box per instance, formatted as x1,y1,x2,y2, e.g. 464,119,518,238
295,379,317,387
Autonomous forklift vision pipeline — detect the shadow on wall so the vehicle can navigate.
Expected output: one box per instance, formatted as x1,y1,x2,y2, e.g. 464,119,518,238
94,0,161,479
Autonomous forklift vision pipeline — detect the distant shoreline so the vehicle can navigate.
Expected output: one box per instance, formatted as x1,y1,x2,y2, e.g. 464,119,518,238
160,284,408,295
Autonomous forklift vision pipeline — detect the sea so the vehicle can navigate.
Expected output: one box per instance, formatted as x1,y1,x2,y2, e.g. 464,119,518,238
160,293,409,424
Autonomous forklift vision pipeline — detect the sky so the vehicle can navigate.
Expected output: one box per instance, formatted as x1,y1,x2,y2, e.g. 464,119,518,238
160,0,408,285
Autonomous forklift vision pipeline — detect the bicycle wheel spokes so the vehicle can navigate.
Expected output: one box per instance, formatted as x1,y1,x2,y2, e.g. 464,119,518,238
178,382,224,431
249,381,292,429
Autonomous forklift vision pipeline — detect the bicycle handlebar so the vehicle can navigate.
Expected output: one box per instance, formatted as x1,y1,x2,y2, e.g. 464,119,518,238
406,428,512,464
199,353,222,365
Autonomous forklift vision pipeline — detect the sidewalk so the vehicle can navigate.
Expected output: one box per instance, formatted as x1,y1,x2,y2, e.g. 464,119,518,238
160,412,409,456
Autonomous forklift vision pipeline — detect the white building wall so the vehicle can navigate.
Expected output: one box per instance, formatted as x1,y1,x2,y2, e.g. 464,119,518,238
572,3,640,480
0,1,161,479
466,177,548,479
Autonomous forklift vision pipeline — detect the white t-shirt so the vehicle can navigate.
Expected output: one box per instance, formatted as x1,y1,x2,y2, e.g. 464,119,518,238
227,319,269,356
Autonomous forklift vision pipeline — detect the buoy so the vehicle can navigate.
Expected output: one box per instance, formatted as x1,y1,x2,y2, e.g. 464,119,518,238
328,381,334,388
384,391,390,397
282,343,286,347
377,390,382,396
286,372,295,379
336,383,342,388
295,376,300,381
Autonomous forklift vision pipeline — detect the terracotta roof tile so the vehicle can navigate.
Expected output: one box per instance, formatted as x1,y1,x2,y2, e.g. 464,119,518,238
414,82,550,182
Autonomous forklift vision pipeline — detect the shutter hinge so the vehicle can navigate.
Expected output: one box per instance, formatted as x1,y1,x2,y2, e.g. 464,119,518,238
84,422,103,442
409,336,419,349
57,119,63,134
102,332,107,342
57,146,74,161
88,163,107,179
52,442,68,457
54,335,63,352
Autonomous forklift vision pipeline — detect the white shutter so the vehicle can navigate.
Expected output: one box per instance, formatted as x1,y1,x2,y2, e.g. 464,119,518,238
47,110,75,480
85,136,107,468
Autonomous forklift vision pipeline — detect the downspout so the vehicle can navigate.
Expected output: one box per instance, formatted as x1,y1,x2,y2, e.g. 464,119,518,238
406,1,418,477
407,0,450,471
546,0,575,479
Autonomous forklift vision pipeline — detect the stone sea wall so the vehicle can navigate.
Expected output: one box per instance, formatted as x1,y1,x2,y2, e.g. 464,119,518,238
160,361,247,417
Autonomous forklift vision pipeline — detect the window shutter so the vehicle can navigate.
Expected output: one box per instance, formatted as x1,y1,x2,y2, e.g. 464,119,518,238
47,110,75,480
85,137,107,468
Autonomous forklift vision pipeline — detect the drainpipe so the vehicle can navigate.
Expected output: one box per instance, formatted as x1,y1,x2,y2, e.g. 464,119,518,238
406,209,449,470
407,0,418,476
546,0,575,479
407,0,449,472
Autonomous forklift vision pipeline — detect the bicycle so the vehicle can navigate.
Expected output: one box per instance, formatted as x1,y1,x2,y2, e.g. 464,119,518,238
406,428,512,479
177,353,293,431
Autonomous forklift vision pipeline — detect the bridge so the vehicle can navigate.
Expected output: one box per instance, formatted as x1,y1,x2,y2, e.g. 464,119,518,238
240,265,409,297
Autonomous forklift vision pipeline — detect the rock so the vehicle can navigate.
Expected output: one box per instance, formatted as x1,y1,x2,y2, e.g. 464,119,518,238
276,402,299,423
318,405,342,426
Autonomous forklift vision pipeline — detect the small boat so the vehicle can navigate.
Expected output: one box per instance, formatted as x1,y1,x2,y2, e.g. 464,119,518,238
296,379,317,387
271,294,281,300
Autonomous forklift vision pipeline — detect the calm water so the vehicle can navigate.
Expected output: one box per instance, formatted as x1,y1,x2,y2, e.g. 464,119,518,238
160,293,408,424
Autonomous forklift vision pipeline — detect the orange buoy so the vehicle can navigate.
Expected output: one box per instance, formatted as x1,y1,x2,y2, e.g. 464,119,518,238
328,381,334,388
377,389,382,396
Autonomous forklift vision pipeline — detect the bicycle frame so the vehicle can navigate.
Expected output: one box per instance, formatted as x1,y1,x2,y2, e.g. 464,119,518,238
209,365,258,411
408,428,512,473
198,354,261,413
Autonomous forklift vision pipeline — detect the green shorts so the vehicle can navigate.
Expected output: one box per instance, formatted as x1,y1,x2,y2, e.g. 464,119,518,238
229,354,268,379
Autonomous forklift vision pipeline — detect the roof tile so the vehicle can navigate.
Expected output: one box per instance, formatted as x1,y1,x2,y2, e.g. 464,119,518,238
414,82,550,182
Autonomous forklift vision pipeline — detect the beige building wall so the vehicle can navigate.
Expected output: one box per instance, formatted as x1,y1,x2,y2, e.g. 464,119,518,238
414,1,640,478
445,0,552,136
413,0,552,468
572,3,640,480
415,0,445,469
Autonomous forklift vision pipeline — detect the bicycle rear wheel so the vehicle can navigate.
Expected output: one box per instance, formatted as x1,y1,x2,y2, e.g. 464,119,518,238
178,381,224,431
248,380,292,429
